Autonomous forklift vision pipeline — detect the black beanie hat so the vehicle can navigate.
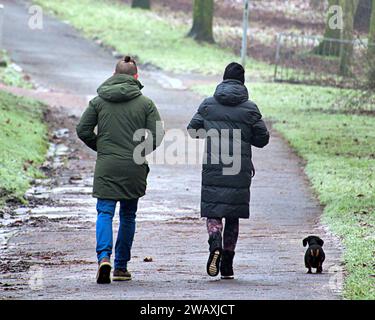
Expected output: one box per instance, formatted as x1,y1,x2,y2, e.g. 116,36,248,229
223,62,245,84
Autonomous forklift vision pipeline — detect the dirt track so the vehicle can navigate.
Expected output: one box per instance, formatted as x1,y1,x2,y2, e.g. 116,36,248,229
0,0,343,300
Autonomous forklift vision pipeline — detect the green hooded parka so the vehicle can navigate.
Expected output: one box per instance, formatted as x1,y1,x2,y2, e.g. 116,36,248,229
76,74,163,200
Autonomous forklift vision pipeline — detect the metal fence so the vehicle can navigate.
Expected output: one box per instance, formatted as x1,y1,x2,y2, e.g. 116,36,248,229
274,33,375,88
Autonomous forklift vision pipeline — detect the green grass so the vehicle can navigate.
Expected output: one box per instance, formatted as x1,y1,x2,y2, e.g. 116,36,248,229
0,90,48,204
194,82,375,300
34,0,273,77
0,50,33,89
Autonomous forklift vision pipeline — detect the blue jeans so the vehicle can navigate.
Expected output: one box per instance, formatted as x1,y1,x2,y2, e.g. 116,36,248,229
96,198,138,270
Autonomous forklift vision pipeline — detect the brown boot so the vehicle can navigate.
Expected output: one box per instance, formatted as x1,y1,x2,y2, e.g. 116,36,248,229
96,257,111,284
113,269,132,281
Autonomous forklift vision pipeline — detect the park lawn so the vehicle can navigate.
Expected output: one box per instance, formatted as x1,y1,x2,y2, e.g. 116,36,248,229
193,82,375,300
0,90,48,205
33,0,273,78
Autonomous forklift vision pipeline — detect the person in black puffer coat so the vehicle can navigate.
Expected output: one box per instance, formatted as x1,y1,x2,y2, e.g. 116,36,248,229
187,62,270,279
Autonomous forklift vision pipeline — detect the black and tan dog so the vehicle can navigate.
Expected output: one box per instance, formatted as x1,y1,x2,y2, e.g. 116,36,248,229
303,236,325,274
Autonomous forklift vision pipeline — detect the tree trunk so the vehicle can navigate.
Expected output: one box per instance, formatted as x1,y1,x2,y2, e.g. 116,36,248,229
187,0,214,43
131,0,150,10
369,0,375,50
368,0,375,86
339,0,360,76
354,0,372,32
314,0,341,56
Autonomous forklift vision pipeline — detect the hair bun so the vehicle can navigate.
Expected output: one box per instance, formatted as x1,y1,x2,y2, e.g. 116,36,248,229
124,56,131,63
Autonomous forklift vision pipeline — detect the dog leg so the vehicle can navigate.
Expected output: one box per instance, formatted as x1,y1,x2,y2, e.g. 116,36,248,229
317,265,323,274
307,267,312,274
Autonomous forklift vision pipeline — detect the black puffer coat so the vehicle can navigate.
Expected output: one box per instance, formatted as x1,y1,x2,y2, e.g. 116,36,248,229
187,80,269,219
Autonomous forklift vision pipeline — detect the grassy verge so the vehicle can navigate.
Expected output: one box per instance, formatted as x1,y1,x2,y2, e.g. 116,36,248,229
34,0,273,77
193,83,375,300
0,90,48,205
0,51,33,89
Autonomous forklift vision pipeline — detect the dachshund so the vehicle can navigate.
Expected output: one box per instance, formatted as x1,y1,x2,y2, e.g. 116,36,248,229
303,235,325,274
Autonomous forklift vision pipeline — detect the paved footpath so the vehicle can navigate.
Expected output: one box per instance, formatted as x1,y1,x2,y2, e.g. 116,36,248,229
0,0,343,299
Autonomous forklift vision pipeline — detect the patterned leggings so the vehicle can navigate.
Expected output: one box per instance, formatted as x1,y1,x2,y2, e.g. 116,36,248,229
206,218,239,252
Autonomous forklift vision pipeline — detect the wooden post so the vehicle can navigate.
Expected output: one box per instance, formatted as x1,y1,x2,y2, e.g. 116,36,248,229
274,33,282,80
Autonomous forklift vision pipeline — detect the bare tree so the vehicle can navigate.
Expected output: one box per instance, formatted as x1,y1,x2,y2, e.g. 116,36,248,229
187,0,214,43
131,0,150,10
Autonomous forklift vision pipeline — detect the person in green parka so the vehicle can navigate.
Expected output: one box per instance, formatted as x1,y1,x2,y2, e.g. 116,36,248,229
76,56,164,284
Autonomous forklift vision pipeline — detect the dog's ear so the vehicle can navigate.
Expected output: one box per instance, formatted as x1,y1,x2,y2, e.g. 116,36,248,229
303,237,309,247
317,237,324,247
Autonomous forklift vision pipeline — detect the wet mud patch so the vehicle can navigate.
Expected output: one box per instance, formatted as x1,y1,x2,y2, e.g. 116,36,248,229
42,259,95,266
28,216,77,227
165,216,202,225
24,197,58,209
0,260,31,274
7,216,80,229
15,250,67,261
